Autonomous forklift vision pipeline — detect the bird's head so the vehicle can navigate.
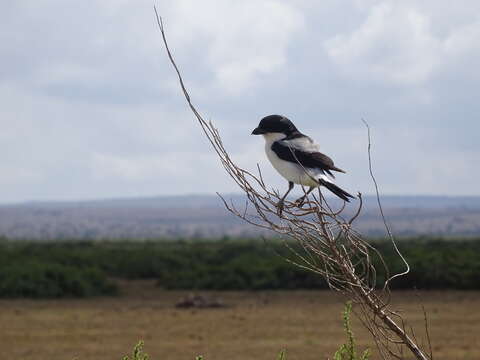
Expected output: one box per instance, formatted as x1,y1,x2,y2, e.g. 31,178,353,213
251,115,298,138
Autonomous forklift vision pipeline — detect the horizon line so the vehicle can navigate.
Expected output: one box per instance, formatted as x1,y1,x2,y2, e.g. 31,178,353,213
2,193,480,207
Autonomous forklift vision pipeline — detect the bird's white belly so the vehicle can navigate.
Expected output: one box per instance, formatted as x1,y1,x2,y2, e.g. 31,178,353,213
265,144,321,187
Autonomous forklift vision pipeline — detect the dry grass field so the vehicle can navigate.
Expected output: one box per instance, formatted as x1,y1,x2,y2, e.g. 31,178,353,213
2,280,479,360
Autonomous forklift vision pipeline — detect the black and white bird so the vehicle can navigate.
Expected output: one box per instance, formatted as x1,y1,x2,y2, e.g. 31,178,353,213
252,114,354,212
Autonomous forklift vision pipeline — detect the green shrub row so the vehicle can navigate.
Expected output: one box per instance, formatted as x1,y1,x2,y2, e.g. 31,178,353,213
0,261,117,298
0,237,479,297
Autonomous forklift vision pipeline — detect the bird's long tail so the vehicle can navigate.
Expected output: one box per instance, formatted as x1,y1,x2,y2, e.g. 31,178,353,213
318,179,355,202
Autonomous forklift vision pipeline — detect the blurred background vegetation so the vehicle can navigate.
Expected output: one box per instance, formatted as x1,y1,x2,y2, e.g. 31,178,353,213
1,237,479,298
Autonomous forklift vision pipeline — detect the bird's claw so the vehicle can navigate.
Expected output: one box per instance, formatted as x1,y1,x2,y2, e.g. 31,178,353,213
294,197,306,207
276,200,285,216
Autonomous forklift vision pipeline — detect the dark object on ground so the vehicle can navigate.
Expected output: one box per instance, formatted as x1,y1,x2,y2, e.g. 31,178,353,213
175,293,225,308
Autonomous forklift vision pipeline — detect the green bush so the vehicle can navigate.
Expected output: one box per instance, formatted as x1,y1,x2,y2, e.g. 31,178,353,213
0,261,117,298
0,237,479,296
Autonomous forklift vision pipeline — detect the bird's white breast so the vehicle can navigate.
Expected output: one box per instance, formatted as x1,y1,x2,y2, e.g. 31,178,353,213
263,134,324,187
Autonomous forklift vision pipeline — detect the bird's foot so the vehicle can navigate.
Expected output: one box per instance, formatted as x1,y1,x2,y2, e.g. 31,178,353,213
276,200,285,216
294,196,306,207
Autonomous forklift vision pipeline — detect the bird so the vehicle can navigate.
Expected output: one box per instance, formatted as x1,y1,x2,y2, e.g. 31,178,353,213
251,114,354,213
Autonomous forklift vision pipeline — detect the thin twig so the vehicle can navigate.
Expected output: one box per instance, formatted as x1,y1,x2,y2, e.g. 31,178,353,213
361,118,410,289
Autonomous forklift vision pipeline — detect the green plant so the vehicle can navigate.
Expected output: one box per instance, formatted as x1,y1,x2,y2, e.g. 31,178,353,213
193,350,286,360
333,302,370,360
123,341,149,360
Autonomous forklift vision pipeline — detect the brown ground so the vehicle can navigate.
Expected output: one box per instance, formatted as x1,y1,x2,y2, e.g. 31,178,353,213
2,280,479,360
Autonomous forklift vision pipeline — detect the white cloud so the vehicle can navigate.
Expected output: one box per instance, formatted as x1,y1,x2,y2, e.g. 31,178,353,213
324,2,480,88
91,153,172,181
165,0,304,94
324,3,442,86
443,19,480,76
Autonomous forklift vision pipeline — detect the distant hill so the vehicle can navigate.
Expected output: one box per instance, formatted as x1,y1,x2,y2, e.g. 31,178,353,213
1,195,480,240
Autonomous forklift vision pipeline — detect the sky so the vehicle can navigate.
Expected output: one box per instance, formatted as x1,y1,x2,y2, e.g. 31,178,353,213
1,0,480,203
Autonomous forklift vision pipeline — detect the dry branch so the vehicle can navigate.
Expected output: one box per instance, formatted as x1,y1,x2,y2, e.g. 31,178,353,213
154,8,431,360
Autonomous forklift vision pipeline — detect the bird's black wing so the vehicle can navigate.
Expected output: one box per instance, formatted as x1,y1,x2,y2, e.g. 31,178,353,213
271,140,345,177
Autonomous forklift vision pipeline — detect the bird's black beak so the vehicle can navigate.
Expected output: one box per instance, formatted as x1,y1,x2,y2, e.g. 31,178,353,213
251,127,266,135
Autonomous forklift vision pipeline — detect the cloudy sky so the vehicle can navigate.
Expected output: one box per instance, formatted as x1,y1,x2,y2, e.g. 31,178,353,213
1,1,479,203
